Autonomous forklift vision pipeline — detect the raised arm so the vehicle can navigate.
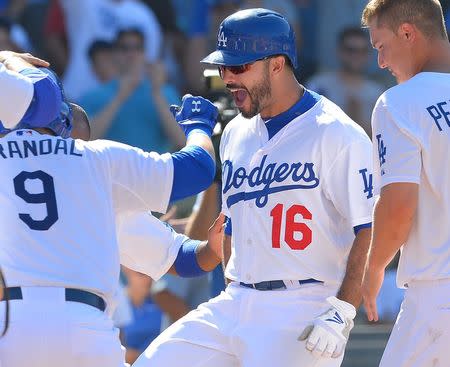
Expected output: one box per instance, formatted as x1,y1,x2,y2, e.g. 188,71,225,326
168,95,217,203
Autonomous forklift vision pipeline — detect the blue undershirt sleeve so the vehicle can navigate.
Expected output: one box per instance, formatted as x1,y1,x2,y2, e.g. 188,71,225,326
19,68,62,126
173,239,207,278
170,145,215,202
353,222,372,235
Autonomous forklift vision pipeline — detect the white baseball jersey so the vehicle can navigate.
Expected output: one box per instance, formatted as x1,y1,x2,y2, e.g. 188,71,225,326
117,211,187,281
0,130,173,305
220,95,373,285
0,63,33,128
372,72,450,287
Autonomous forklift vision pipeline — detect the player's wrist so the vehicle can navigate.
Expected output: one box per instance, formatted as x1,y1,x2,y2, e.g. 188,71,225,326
326,296,356,320
184,123,214,138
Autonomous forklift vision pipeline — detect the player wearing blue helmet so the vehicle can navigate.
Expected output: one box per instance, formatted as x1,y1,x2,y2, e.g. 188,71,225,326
134,8,373,367
0,52,221,366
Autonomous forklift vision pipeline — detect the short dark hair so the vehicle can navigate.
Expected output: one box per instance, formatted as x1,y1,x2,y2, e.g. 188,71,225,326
362,0,447,39
115,28,145,45
88,40,114,61
70,103,91,141
338,27,369,47
0,17,12,34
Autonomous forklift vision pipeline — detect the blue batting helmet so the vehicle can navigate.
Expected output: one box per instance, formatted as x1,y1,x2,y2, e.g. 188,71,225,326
0,68,73,138
201,8,298,68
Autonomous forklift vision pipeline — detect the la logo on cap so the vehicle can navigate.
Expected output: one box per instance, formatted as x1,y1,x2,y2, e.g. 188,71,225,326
218,29,227,47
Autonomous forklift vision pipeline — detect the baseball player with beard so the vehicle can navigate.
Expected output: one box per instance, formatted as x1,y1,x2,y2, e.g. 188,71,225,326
133,8,374,367
361,1,450,366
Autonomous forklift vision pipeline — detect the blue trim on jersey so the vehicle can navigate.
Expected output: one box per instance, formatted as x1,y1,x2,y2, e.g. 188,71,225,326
174,239,207,277
354,222,372,235
224,216,232,236
170,145,215,202
264,89,320,140
19,68,62,127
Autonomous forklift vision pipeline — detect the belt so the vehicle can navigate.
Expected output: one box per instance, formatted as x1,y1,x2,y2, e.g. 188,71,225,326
0,287,106,312
240,278,322,291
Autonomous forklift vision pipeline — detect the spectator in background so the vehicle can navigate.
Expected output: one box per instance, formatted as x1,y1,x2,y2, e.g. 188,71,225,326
11,0,49,57
79,28,184,153
0,17,18,51
307,27,384,136
151,273,210,331
0,16,32,53
44,0,67,76
87,39,118,83
316,0,371,71
121,267,162,365
141,0,185,91
58,0,162,100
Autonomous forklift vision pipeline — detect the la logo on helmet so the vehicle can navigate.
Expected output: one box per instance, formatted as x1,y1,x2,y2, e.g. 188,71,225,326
218,30,227,47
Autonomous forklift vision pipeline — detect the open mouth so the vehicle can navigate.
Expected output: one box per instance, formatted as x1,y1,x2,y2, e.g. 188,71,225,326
228,88,248,108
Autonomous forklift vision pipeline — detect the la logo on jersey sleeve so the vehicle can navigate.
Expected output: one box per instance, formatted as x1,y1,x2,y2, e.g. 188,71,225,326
376,134,387,176
358,168,373,199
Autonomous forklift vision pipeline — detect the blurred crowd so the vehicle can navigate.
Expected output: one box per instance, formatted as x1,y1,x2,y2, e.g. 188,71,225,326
2,0,449,364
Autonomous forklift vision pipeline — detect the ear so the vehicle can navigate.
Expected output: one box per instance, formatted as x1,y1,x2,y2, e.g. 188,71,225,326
270,55,285,76
398,23,416,42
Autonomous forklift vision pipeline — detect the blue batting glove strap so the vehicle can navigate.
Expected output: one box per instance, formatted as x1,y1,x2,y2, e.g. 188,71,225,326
170,94,218,138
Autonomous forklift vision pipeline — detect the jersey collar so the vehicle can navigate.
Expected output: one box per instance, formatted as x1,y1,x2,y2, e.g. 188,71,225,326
263,89,321,140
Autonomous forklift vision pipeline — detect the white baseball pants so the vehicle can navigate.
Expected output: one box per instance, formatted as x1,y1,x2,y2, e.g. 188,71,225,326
133,281,345,367
379,278,450,367
0,287,126,367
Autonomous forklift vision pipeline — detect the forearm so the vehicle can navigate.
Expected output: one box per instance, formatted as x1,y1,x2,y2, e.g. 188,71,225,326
196,240,221,272
186,132,215,159
91,94,126,139
152,290,190,322
185,183,220,240
337,227,371,308
368,188,416,271
153,91,185,149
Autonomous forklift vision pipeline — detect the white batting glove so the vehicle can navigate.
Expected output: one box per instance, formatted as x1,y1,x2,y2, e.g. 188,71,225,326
298,296,356,359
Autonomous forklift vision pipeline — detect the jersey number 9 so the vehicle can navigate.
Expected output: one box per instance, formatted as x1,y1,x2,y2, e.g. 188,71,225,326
13,170,59,231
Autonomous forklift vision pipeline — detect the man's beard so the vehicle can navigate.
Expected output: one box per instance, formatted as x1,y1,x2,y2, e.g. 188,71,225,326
241,67,272,119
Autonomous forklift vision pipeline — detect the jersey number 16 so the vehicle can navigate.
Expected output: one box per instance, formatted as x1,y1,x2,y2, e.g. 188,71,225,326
270,204,312,250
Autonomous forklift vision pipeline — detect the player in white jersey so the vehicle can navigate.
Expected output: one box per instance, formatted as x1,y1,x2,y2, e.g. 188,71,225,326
68,101,224,284
0,62,221,366
133,9,373,367
361,1,450,366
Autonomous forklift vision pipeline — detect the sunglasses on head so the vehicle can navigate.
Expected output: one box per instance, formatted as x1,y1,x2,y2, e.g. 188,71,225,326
217,56,270,78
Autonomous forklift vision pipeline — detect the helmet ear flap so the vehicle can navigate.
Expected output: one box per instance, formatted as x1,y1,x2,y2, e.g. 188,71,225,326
200,8,298,69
